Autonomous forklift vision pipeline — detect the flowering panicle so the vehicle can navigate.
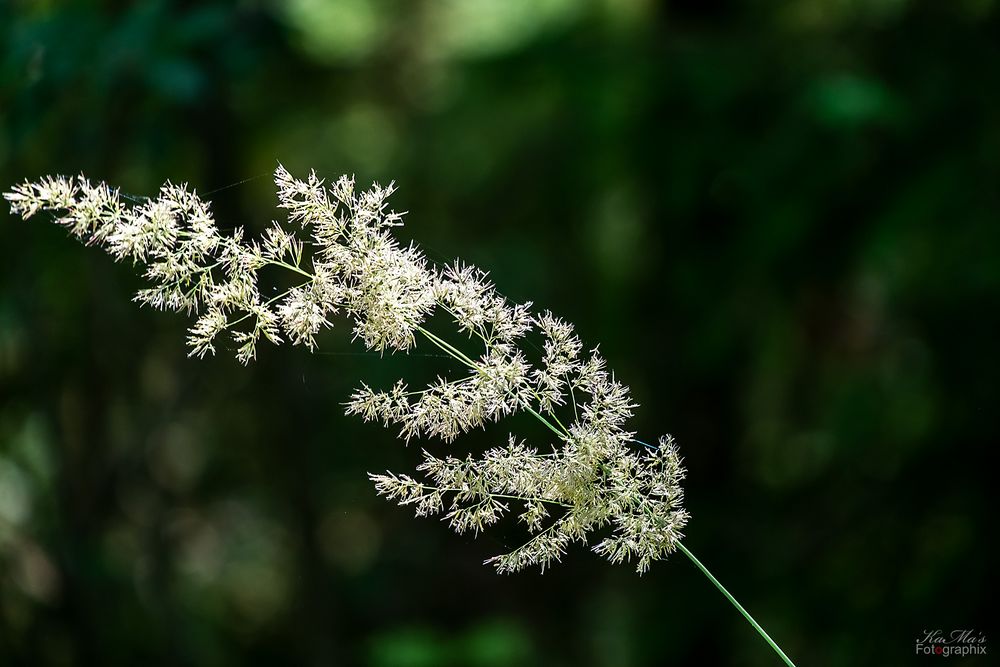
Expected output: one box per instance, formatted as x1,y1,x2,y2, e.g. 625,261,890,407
4,166,688,574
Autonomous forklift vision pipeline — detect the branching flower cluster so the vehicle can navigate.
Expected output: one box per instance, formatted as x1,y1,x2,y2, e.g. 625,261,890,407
4,168,689,573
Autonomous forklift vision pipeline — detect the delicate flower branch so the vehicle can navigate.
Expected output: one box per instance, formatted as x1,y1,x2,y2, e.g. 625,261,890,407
4,167,688,574
5,167,798,665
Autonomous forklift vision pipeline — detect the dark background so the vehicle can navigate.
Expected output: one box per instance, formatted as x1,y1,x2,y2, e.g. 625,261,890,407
0,1,996,665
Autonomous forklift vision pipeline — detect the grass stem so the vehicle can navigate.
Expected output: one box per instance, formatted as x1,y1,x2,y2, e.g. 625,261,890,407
677,543,796,667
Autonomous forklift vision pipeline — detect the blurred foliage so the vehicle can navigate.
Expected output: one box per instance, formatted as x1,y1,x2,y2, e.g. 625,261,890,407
0,0,996,665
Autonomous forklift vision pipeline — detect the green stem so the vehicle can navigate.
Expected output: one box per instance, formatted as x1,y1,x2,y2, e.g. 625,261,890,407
435,303,574,436
415,326,569,441
268,259,314,279
523,404,568,441
677,543,796,667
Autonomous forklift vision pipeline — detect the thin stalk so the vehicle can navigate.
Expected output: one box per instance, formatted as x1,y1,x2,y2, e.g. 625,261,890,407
415,326,569,441
225,283,303,329
435,302,574,436
677,543,796,667
268,259,314,279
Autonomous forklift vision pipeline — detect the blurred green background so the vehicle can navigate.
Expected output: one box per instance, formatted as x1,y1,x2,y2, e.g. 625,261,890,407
0,1,996,665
